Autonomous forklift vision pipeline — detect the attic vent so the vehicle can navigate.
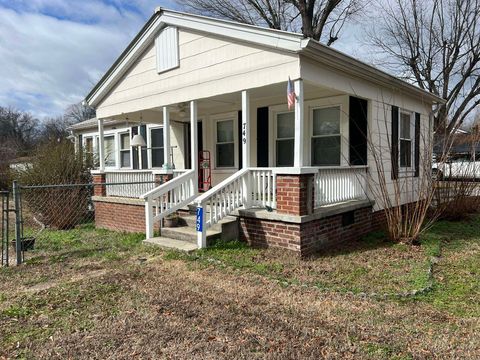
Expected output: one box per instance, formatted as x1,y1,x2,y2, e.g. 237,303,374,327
156,26,179,73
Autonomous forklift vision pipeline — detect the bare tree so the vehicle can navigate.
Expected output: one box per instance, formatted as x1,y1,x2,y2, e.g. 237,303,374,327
178,0,363,44
39,116,72,143
0,106,38,153
64,102,96,124
369,0,480,133
287,0,362,45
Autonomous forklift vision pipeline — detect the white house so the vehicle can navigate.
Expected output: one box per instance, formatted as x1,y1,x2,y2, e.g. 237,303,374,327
75,7,445,256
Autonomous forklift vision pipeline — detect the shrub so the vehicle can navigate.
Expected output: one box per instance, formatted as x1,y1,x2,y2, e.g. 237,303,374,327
16,140,92,229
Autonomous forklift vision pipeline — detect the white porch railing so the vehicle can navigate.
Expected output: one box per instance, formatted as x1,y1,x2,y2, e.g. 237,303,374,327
141,169,197,239
314,166,368,207
105,170,156,198
195,167,276,248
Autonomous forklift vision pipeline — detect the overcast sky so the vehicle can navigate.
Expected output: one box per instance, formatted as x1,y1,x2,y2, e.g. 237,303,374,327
0,0,367,119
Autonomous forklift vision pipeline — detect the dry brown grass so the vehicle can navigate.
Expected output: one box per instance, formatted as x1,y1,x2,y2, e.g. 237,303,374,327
2,258,479,359
0,224,479,359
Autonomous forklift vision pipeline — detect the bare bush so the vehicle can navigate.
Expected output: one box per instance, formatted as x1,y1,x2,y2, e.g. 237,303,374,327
366,102,439,244
15,141,92,230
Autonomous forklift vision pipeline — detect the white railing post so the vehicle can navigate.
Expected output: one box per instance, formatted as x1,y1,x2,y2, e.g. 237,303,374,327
242,90,250,168
163,106,171,168
190,100,198,195
98,118,105,171
145,198,154,239
242,171,250,208
294,79,304,167
196,203,207,248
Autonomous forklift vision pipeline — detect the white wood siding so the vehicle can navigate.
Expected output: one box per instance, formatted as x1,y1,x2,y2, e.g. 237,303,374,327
96,28,300,118
300,55,434,211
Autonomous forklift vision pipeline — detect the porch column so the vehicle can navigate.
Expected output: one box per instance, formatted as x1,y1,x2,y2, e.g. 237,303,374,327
294,79,304,167
97,118,105,171
190,100,198,195
241,90,250,168
163,106,171,168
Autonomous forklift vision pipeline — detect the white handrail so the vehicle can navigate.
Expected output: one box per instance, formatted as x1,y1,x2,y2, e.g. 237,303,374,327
195,167,276,248
142,169,196,239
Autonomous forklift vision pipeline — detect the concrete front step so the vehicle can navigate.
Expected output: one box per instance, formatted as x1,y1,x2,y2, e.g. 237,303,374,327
147,214,239,248
161,225,222,244
180,214,238,228
143,237,197,252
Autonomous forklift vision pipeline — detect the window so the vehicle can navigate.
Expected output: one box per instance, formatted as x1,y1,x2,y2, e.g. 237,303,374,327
84,137,94,166
216,119,235,168
119,133,131,168
400,112,412,168
275,112,294,167
150,128,164,168
311,106,341,166
156,26,179,73
104,135,115,167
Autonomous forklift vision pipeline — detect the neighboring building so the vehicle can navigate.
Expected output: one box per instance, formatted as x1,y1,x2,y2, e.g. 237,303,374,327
432,127,480,179
76,8,445,256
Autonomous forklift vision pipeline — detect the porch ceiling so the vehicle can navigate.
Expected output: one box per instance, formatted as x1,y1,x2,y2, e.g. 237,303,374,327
107,81,344,123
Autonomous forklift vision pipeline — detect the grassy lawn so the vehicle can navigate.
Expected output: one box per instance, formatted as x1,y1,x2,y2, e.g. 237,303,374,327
0,217,479,358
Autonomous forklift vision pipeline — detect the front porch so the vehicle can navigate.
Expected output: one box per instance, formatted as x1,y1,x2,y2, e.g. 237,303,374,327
91,163,371,256
88,80,372,255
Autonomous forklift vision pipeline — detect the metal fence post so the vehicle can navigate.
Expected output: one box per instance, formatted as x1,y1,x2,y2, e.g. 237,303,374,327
12,181,22,265
1,191,9,267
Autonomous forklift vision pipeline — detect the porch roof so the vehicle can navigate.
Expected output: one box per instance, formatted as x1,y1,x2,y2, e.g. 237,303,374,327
85,7,445,109
68,117,119,132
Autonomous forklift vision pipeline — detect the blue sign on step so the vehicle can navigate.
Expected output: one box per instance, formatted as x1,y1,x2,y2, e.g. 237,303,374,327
196,207,203,232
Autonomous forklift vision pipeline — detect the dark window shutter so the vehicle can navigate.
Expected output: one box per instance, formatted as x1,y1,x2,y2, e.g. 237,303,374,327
391,106,399,180
256,107,269,167
78,134,83,152
414,112,420,177
349,96,368,165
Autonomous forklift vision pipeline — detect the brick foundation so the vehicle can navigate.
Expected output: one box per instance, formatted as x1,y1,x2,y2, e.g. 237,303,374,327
240,206,387,257
94,198,159,233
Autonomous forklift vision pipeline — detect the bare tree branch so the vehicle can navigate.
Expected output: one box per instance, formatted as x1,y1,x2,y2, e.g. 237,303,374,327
178,0,364,44
368,0,480,132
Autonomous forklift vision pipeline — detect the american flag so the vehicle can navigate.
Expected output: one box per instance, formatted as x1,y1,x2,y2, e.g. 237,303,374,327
287,77,296,110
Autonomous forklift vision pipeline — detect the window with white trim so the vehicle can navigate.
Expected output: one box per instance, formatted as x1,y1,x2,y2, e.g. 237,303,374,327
311,106,341,166
84,136,94,166
150,128,164,168
119,132,131,168
104,135,115,167
400,112,412,168
216,119,235,168
275,111,294,167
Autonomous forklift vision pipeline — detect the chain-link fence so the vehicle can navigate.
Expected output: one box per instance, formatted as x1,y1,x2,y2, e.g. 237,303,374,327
2,180,157,265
